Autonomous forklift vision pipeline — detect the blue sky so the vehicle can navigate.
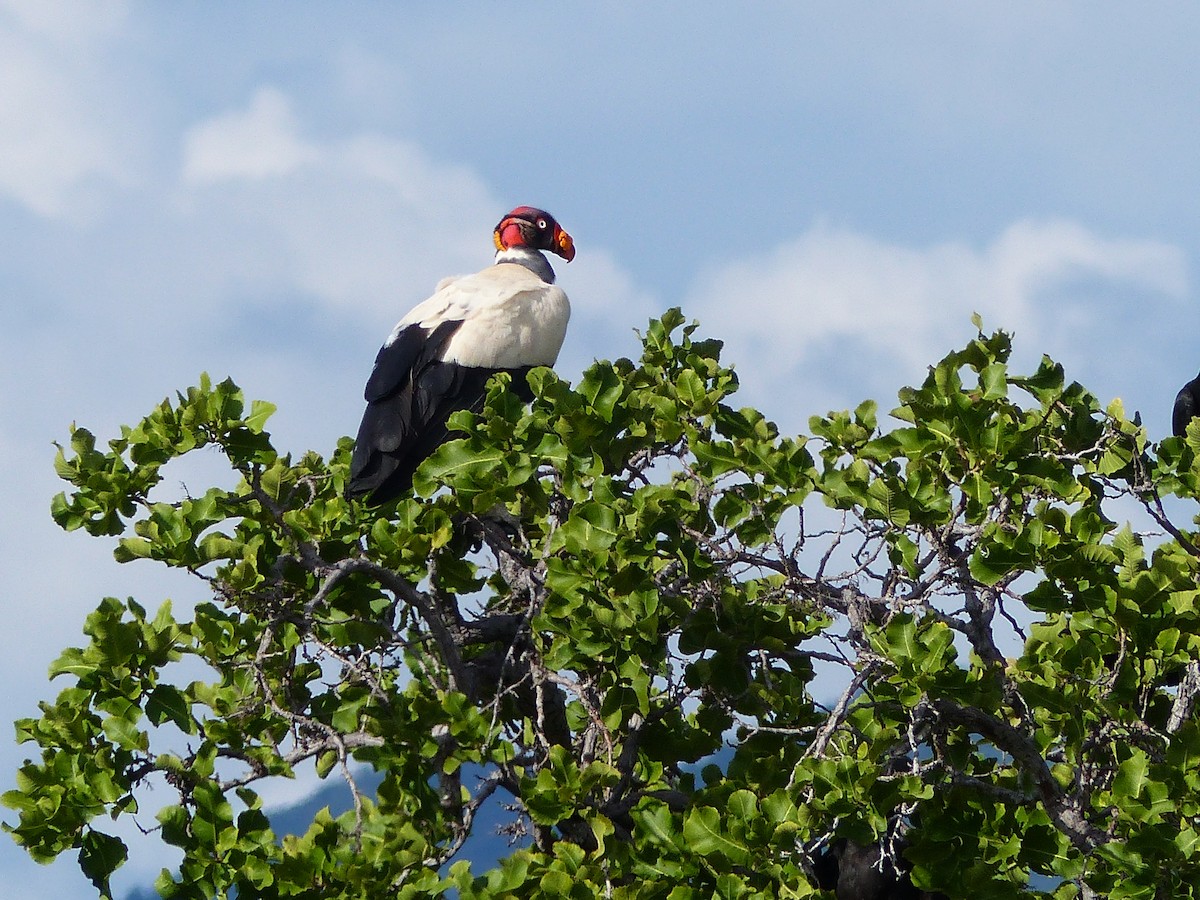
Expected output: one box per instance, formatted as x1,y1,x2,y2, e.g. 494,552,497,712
2,3,1198,896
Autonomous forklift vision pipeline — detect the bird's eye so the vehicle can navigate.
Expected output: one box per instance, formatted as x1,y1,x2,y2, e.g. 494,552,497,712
537,219,548,229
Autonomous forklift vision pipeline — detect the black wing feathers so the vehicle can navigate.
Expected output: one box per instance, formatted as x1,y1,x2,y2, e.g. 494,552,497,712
363,319,460,403
347,318,536,505
1174,373,1200,438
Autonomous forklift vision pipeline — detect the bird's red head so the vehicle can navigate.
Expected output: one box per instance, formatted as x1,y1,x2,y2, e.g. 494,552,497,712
493,206,575,262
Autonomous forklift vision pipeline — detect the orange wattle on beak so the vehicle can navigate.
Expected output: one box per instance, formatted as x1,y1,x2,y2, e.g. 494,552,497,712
554,226,576,262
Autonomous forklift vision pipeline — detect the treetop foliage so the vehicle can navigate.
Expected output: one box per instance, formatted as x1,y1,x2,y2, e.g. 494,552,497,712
6,309,1200,899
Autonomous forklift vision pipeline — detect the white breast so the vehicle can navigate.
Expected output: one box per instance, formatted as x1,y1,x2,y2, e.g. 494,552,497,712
390,263,571,369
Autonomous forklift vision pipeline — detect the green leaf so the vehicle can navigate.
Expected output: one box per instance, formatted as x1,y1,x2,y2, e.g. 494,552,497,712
79,830,127,899
145,685,195,734
1112,751,1150,800
245,399,277,432
683,806,749,865
726,789,757,820
413,441,505,495
48,647,98,680
568,500,619,552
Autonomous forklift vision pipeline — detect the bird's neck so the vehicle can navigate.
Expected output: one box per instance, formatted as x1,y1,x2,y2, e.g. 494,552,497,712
494,247,556,284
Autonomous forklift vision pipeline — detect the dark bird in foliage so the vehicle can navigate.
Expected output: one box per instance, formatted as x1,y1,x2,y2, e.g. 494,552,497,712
1173,371,1200,438
813,839,949,900
346,207,574,504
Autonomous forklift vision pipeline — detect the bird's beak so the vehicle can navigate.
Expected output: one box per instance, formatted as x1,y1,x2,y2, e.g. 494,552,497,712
553,225,576,262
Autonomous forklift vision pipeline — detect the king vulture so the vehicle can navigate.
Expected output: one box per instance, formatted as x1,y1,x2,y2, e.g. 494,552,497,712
346,206,575,504
1173,371,1200,438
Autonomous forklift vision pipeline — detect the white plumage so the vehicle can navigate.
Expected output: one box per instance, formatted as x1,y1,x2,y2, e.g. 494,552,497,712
389,263,569,369
347,207,574,504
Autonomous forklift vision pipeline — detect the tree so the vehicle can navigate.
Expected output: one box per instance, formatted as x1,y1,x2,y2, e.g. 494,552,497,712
6,309,1200,899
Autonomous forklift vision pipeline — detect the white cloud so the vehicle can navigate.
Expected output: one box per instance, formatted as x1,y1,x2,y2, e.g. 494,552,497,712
0,0,128,44
553,246,660,373
175,90,499,318
182,87,323,184
172,88,637,350
0,0,133,217
687,219,1188,424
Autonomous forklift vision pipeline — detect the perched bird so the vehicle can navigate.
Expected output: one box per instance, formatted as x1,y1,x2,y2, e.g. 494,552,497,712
813,839,948,900
346,206,574,504
1173,371,1200,438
